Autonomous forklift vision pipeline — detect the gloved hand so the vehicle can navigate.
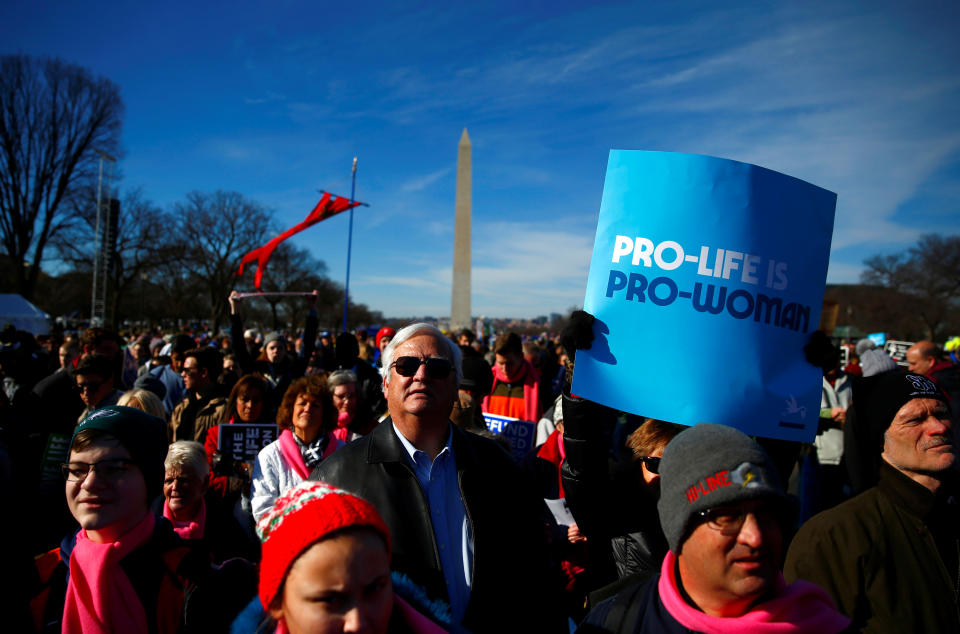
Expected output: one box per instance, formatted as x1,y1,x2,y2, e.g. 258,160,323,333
560,310,596,362
803,330,839,372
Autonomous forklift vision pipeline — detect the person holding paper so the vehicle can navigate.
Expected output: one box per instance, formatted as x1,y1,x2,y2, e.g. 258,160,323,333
204,373,271,502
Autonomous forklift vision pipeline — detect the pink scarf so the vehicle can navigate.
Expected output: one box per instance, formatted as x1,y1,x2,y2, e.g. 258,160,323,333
278,428,338,480
162,497,207,540
332,411,353,443
658,551,851,633
62,512,156,634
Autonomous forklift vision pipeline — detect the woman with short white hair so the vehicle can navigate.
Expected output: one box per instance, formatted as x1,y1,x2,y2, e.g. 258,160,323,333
328,369,378,442
163,441,210,540
163,441,258,563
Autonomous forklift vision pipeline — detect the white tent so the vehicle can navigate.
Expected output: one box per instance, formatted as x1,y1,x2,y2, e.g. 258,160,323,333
0,294,51,335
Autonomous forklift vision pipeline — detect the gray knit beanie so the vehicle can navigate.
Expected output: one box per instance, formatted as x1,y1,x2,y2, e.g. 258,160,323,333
263,331,284,346
657,423,788,553
859,348,898,377
855,338,877,357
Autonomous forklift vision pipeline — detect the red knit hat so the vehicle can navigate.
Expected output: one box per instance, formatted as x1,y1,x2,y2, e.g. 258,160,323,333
257,481,392,610
376,327,396,349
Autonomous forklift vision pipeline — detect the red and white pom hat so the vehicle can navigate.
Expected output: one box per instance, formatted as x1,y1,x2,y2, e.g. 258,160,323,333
257,480,392,609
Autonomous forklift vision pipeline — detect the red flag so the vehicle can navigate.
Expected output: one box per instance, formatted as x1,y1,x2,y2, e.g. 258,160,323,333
237,192,362,289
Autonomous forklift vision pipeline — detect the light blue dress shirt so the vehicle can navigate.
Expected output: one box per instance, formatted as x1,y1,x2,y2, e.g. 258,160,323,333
392,423,473,629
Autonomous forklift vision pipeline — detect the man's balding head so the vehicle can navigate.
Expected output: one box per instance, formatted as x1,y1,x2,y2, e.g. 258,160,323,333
907,341,939,375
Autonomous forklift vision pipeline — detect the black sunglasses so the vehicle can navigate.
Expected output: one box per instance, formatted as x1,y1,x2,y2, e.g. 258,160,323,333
638,456,661,474
392,356,453,379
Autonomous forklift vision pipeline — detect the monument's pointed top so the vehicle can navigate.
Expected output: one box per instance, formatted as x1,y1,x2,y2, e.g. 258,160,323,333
459,128,471,146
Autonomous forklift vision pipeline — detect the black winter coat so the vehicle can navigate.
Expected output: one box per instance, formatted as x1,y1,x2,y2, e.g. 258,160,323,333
310,420,566,633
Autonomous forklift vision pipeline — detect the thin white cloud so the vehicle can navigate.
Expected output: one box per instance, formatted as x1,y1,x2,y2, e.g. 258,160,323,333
400,167,452,192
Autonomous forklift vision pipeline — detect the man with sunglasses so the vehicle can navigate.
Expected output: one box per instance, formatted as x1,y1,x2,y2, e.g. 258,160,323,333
74,353,124,422
311,322,563,633
579,423,850,633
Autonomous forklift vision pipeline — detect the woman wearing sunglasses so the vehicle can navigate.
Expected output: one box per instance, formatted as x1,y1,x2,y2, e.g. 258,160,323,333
250,375,343,522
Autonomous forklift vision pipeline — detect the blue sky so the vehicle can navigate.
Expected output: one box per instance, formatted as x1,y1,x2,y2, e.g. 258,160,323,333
4,1,959,319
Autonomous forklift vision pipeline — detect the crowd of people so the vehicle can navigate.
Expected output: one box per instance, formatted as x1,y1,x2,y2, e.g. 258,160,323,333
1,294,959,633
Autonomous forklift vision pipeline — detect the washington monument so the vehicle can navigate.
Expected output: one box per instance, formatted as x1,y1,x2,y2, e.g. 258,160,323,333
450,128,471,331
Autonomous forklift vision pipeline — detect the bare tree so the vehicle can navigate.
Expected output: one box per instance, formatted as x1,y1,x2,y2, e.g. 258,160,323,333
174,190,273,333
861,234,960,339
54,187,173,326
0,55,123,300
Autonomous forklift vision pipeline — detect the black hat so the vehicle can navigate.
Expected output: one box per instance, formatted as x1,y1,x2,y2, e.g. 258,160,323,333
71,406,168,497
860,371,948,441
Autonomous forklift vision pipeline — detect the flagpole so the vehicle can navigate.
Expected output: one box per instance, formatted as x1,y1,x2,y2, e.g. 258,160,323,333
342,157,357,333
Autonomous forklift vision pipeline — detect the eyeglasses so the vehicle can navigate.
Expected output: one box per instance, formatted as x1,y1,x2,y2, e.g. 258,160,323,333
76,381,103,393
695,502,778,536
61,459,136,482
637,456,661,474
391,356,453,379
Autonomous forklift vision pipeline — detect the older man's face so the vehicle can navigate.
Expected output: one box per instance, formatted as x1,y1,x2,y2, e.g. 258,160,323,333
385,334,457,420
883,398,955,479
678,499,783,616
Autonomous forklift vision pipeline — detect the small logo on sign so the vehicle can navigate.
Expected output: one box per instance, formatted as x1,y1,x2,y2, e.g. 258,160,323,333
781,395,806,419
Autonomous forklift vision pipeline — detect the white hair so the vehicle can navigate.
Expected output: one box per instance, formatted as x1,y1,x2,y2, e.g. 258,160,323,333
328,369,358,389
380,322,463,386
164,441,210,478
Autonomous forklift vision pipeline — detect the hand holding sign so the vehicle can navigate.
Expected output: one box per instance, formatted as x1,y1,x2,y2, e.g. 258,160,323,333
572,151,837,443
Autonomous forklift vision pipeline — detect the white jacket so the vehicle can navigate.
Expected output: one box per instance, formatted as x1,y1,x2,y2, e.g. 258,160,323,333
250,439,306,523
250,434,344,522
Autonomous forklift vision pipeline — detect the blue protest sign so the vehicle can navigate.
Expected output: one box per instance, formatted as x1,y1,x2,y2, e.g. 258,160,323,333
572,151,837,442
867,332,887,346
483,413,537,460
